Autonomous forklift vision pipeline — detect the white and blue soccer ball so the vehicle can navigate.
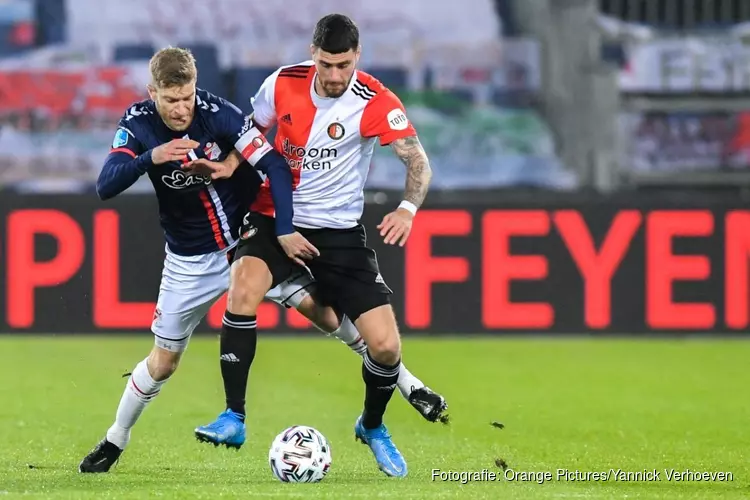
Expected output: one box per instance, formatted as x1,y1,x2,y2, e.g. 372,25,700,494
268,425,332,483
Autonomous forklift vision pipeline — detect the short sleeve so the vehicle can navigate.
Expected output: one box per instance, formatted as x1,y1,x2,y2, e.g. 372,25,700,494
250,70,280,129
359,90,417,146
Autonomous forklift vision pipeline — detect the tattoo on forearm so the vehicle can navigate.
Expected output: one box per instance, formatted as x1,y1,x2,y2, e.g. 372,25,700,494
391,135,432,207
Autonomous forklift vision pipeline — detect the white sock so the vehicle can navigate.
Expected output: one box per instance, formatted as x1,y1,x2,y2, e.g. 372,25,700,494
331,316,425,400
105,358,166,450
331,315,367,356
397,363,425,400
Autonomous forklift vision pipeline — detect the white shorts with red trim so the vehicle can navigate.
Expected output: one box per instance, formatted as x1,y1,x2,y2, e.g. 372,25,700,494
151,244,231,352
151,244,317,352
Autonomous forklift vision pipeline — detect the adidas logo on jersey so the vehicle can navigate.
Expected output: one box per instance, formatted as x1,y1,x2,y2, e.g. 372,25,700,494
351,80,376,101
281,114,293,125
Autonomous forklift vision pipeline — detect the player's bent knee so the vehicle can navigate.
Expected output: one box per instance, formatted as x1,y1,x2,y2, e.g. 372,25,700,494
147,345,183,381
228,285,265,315
228,257,272,314
354,304,401,364
366,335,401,365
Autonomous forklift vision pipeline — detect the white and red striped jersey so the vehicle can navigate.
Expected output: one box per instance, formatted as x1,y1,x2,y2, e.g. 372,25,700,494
250,60,416,229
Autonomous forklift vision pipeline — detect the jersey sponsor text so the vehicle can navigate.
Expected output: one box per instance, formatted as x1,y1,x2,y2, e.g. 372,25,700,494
282,138,336,171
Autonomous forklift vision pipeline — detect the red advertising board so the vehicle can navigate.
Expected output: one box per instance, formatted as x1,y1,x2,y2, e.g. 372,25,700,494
0,195,748,334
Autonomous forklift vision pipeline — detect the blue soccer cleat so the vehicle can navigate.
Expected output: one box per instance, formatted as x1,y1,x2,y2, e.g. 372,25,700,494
194,409,246,450
354,415,407,477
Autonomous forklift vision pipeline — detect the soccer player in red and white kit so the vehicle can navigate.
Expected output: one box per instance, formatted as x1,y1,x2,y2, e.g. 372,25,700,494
190,14,434,477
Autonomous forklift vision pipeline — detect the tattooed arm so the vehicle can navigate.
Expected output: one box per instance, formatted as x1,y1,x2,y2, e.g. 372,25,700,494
376,134,432,246
390,135,433,209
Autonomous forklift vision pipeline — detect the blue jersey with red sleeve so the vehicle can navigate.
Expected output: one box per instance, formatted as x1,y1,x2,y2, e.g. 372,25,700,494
97,88,294,256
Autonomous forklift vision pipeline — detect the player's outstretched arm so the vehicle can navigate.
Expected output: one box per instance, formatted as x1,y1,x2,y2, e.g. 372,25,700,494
253,149,320,263
232,120,320,261
211,93,318,261
236,135,295,235
377,135,433,246
217,104,295,236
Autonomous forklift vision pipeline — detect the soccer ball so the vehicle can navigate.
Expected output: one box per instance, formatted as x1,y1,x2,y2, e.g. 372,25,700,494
268,425,332,483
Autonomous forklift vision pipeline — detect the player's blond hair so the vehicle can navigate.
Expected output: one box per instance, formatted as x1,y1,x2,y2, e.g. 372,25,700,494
149,47,197,89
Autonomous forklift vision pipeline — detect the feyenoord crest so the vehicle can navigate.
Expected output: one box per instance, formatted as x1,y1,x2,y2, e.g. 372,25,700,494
327,122,345,140
240,225,258,240
252,136,266,148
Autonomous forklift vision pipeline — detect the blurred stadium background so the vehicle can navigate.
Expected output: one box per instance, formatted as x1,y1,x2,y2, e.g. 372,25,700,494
1,0,749,498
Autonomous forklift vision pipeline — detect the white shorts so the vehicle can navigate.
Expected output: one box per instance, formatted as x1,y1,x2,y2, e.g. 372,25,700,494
152,244,315,352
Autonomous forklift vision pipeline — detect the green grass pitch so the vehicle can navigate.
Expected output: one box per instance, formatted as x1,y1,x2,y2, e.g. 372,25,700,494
0,335,748,499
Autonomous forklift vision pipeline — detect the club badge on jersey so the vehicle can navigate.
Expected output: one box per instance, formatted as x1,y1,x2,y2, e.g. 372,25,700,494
204,142,222,161
112,128,130,148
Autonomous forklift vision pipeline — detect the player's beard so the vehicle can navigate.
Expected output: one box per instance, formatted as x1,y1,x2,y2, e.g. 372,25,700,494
319,75,351,98
324,84,346,98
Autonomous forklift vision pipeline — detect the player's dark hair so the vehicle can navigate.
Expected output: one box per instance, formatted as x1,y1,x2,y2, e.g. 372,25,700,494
312,14,359,54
